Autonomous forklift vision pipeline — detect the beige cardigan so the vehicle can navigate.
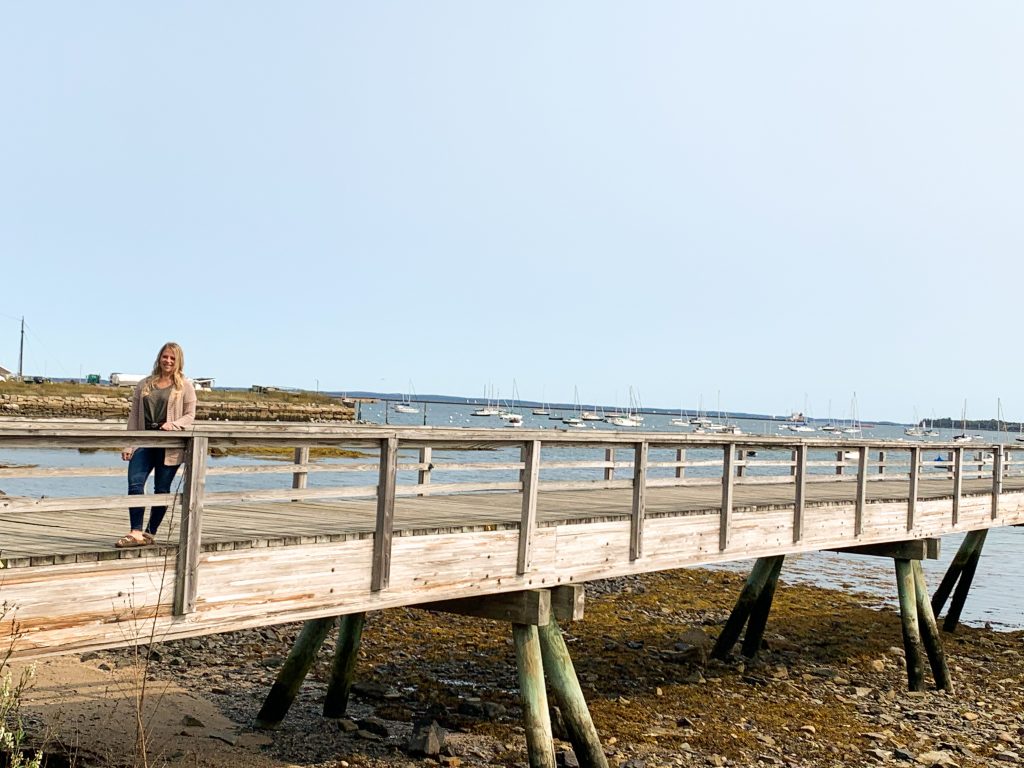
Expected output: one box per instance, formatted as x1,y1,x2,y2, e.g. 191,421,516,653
126,377,198,465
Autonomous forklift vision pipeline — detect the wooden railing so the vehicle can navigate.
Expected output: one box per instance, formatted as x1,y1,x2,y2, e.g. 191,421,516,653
2,422,1022,616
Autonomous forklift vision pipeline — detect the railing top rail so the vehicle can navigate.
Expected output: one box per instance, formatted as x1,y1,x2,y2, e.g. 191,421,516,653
0,420,1015,452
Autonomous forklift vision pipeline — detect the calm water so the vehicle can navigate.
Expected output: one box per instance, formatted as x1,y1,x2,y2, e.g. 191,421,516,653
1,402,1021,629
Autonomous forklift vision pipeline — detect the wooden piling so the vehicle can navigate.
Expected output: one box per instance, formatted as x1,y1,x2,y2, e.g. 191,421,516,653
911,562,952,692
930,529,987,626
894,559,925,692
538,619,609,768
943,531,987,633
513,623,556,768
712,556,783,660
256,616,337,728
741,555,784,658
323,612,366,718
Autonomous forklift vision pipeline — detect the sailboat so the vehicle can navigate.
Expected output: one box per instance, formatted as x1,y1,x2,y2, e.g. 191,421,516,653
498,381,524,425
952,400,974,443
841,393,861,434
562,386,585,426
471,385,500,417
393,381,419,413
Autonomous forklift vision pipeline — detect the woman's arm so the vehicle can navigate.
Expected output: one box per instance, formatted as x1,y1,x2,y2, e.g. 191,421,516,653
123,382,145,459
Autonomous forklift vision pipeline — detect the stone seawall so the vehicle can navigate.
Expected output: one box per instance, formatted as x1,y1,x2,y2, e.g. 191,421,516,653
0,392,356,422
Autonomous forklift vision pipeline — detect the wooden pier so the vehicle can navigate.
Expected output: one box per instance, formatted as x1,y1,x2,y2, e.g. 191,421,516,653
2,423,1021,661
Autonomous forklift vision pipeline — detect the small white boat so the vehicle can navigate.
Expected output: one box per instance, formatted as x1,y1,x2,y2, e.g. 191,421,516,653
581,410,603,421
607,415,641,427
500,412,524,425
532,407,550,416
393,403,419,414
472,406,499,417
787,424,815,433
562,416,583,426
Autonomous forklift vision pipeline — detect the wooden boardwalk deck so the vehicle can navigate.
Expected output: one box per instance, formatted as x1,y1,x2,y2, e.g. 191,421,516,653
2,423,1023,660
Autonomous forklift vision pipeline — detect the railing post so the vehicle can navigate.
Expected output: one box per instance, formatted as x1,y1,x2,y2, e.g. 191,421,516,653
291,446,310,501
720,444,735,551
736,448,746,478
854,446,868,537
789,448,797,477
793,444,806,544
952,446,963,526
991,444,1003,520
907,446,920,532
174,436,208,616
604,447,615,482
518,440,541,575
417,446,432,497
630,442,648,561
835,450,844,475
877,450,886,475
675,448,686,480
371,436,399,592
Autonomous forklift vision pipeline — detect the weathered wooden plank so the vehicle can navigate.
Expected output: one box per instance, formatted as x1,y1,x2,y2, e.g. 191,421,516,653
629,442,648,561
371,437,398,591
418,589,551,625
518,441,541,574
793,444,807,543
173,436,208,615
828,538,940,561
720,445,735,551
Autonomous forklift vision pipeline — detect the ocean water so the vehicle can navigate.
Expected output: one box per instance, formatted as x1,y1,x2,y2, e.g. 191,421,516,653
1,401,1020,629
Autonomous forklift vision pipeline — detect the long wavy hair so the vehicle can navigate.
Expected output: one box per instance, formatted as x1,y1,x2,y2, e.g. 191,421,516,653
142,342,185,396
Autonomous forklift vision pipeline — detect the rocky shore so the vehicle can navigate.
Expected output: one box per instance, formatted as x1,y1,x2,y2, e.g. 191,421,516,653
0,390,355,422
16,568,1023,768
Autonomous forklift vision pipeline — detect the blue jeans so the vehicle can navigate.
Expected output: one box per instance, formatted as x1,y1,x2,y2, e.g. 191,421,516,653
128,447,181,535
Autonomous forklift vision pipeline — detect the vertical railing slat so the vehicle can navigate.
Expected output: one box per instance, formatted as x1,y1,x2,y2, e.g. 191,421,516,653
629,442,648,561
174,436,208,616
952,446,963,526
517,440,541,575
907,446,920,532
720,445,734,551
417,446,432,497
793,444,807,544
371,436,399,592
991,444,1003,520
855,445,868,537
291,446,310,500
604,447,615,482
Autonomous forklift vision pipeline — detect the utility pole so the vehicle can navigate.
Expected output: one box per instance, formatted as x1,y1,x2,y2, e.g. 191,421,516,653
17,316,25,380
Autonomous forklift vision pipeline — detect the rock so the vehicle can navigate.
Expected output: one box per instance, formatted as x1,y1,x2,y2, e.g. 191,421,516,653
458,697,486,717
894,749,916,761
337,719,359,733
799,725,816,735
961,711,979,721
870,659,886,672
557,748,580,768
355,729,382,741
182,715,205,727
866,748,892,760
352,680,399,700
439,757,461,768
210,732,239,746
619,760,646,768
80,651,101,662
915,751,955,766
408,720,446,756
357,716,390,737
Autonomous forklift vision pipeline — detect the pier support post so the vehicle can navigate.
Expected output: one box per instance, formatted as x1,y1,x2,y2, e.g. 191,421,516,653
538,618,609,768
256,616,337,729
513,623,556,768
912,562,952,692
741,556,785,658
931,529,987,632
323,612,366,718
712,555,785,660
895,559,926,691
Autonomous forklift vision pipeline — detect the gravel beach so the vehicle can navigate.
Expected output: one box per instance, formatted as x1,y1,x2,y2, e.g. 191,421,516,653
12,567,1024,768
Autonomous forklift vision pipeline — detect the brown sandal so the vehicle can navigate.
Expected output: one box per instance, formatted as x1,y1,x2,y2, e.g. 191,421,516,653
115,532,148,548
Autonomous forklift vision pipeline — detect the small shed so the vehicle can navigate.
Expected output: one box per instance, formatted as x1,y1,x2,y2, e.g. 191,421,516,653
193,377,215,390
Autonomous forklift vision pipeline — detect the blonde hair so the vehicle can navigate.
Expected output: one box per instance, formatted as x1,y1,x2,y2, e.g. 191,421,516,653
142,342,185,396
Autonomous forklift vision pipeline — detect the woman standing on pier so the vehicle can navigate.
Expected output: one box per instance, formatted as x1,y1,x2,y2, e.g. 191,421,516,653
115,342,197,548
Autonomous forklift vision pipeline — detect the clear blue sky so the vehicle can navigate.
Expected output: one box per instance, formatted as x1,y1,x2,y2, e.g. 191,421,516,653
2,3,1022,423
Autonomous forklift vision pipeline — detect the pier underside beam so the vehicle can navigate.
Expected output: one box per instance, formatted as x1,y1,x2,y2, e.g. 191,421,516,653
931,529,988,633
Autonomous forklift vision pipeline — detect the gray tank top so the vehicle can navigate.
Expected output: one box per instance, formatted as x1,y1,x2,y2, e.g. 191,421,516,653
144,385,173,430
